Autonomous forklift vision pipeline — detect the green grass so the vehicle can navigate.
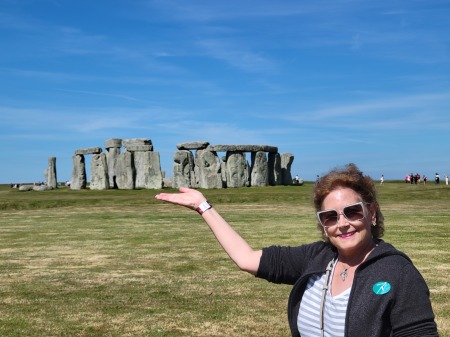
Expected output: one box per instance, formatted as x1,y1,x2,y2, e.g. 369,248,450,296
0,182,448,336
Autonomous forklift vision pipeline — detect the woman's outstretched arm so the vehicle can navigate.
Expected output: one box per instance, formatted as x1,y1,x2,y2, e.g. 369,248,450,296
155,187,262,275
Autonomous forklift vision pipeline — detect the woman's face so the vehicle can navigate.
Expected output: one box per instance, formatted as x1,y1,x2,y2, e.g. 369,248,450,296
321,187,376,257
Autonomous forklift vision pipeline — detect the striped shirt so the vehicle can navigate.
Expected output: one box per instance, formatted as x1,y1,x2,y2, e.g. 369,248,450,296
297,261,350,337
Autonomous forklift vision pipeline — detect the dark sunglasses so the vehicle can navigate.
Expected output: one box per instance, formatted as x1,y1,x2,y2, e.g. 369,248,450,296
316,202,367,227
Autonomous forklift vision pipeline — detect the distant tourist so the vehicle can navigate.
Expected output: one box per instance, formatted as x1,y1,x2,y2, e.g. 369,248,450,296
445,174,448,185
380,175,384,184
435,173,440,184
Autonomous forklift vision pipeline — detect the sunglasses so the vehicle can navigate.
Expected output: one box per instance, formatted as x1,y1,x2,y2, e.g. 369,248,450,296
316,202,367,227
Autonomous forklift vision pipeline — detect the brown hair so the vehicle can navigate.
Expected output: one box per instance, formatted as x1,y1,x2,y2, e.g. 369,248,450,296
312,163,385,242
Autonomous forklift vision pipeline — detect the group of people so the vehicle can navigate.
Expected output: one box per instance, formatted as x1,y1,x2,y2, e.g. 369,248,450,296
156,163,438,336
403,172,449,185
404,173,423,184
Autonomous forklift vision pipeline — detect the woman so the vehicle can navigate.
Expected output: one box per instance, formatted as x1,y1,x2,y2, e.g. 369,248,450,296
155,163,438,337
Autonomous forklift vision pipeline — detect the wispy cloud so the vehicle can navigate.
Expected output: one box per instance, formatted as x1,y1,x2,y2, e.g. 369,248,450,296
196,38,277,73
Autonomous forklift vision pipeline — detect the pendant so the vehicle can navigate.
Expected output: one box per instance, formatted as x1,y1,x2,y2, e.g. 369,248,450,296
340,269,348,281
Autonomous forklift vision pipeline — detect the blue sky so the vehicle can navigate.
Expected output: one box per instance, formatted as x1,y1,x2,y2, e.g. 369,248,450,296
1,0,449,184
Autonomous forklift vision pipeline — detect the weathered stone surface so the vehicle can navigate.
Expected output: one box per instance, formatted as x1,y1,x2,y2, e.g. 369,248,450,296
172,150,194,189
125,144,153,152
71,154,86,190
75,147,102,155
46,157,57,189
18,185,34,191
19,184,53,191
281,153,294,185
268,152,282,186
250,151,269,187
106,147,120,188
220,161,227,185
134,151,163,189
116,151,135,189
33,184,53,191
177,141,210,150
225,151,249,188
90,153,109,190
163,177,173,188
122,138,152,147
207,145,278,153
195,150,223,189
104,138,122,149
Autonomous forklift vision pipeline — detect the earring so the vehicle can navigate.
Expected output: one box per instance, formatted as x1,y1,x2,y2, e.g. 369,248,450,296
372,221,376,226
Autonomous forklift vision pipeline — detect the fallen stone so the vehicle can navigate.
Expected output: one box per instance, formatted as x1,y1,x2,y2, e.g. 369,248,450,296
33,185,53,191
18,185,34,191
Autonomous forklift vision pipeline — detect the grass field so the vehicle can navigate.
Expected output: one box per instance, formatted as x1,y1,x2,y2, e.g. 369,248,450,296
0,182,448,336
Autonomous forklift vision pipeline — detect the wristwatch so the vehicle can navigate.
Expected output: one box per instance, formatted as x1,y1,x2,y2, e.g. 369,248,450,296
196,200,213,215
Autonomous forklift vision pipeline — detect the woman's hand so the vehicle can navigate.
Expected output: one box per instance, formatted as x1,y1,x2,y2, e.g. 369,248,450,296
155,187,207,211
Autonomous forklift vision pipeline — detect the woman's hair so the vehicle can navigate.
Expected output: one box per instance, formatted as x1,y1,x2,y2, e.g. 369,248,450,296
312,163,385,242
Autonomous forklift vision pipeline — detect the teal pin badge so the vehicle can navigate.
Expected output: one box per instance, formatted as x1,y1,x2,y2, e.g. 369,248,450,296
373,281,391,295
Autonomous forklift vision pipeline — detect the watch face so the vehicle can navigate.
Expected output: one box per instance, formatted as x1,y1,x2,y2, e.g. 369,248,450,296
197,201,212,214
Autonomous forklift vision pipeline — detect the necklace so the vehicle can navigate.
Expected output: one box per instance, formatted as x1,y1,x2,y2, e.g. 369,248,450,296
340,265,349,281
338,241,378,282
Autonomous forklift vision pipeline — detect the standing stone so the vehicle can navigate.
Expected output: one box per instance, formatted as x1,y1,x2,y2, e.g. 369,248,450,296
250,151,269,187
268,152,282,186
220,156,227,186
134,151,163,189
172,150,194,189
281,153,294,185
90,153,109,190
195,149,222,189
47,156,57,188
71,154,86,190
106,147,120,189
105,139,122,189
225,151,249,188
116,151,135,190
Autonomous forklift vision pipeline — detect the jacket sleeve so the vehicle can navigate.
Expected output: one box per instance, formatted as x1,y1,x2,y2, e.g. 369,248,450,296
391,263,438,337
255,243,323,285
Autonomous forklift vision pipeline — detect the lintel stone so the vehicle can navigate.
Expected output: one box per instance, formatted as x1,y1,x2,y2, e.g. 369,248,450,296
75,147,102,155
105,138,122,149
207,145,278,153
125,144,153,152
177,141,210,150
122,138,152,147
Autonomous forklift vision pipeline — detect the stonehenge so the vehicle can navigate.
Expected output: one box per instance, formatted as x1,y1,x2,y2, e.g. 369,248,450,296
45,139,295,191
70,138,163,190
172,142,295,189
